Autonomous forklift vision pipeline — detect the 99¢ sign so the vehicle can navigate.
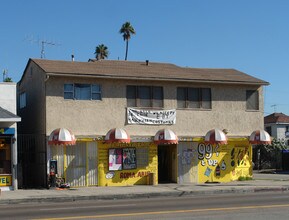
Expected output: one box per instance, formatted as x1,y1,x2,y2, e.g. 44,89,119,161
198,143,220,166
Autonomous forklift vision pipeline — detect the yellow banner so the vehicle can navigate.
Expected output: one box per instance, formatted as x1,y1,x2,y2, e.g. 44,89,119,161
0,175,12,186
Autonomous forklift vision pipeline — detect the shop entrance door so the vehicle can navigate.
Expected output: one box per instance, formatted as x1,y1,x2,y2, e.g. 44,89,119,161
158,145,177,183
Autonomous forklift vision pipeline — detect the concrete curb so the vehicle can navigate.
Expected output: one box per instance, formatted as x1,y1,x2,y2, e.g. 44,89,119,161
1,186,289,205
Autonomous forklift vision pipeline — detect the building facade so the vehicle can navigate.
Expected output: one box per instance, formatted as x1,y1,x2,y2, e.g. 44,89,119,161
264,112,289,146
264,112,289,170
0,83,21,191
17,58,269,188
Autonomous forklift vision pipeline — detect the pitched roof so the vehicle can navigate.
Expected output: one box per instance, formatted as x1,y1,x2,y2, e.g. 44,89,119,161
26,58,269,85
264,113,289,124
0,107,21,122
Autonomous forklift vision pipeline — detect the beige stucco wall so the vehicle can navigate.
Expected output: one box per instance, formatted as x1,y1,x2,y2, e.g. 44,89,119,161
45,76,264,137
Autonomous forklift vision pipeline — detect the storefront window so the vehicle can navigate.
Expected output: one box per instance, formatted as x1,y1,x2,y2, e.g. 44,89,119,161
123,148,136,170
109,149,123,171
0,137,11,174
108,148,137,171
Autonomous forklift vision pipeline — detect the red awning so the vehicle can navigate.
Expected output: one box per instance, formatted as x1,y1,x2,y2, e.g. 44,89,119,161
154,129,178,145
48,128,76,145
249,130,271,145
205,129,228,145
105,128,131,144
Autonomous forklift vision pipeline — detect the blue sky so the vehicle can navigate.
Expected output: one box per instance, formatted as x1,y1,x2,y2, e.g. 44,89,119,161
1,0,289,116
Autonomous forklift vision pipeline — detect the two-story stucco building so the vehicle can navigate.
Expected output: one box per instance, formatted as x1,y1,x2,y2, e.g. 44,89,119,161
0,82,21,191
17,58,269,188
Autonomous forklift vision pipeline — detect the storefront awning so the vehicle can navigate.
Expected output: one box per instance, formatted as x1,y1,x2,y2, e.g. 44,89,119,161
249,130,271,145
154,129,178,145
48,128,76,145
104,128,131,144
205,129,228,145
0,107,21,123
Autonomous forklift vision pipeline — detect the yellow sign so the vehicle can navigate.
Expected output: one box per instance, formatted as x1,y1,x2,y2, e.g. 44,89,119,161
0,175,12,186
198,141,252,183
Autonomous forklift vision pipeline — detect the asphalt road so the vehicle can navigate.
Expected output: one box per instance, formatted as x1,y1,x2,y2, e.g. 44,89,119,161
1,192,289,220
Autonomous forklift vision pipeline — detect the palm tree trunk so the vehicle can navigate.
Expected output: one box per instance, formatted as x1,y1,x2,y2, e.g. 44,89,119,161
125,40,129,60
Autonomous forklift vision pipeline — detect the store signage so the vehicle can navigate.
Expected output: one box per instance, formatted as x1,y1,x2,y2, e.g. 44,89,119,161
120,171,150,179
105,171,115,179
0,175,12,186
0,128,15,135
127,108,176,125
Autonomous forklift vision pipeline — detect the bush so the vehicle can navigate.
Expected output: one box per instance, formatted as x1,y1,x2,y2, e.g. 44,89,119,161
238,176,253,181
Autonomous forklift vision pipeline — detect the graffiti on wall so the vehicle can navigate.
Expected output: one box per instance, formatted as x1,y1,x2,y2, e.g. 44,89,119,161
197,142,252,183
181,148,196,165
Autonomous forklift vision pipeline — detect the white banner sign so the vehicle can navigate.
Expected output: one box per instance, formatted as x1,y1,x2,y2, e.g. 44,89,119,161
127,108,176,125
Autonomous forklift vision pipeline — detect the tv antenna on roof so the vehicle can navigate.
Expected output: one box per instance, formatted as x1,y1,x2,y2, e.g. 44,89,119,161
40,40,59,59
25,35,60,59
271,104,277,112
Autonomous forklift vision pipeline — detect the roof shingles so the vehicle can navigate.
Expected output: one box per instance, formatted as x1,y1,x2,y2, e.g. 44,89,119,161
264,113,289,124
29,59,269,85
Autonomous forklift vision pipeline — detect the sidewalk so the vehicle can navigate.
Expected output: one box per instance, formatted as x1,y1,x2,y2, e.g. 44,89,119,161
1,172,289,204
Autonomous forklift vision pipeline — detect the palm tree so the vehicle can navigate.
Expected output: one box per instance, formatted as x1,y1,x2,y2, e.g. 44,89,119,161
94,44,109,60
119,22,136,60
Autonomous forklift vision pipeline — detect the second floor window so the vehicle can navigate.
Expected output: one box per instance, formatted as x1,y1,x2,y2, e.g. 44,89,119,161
246,90,259,110
64,83,101,100
177,87,211,109
127,85,163,108
19,92,27,109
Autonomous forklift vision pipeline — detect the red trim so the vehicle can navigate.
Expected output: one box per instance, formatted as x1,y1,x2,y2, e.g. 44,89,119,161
104,128,131,144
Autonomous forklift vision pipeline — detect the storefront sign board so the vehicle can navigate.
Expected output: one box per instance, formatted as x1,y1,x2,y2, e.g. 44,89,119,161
0,128,15,135
98,142,158,186
0,175,12,186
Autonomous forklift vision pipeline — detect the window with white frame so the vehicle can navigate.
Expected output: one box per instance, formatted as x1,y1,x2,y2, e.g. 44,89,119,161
64,83,102,100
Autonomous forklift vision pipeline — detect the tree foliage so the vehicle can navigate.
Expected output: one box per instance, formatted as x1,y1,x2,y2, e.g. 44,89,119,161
254,138,287,170
4,77,13,82
119,21,136,60
94,44,109,60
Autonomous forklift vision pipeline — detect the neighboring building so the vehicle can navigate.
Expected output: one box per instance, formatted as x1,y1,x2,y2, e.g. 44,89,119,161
0,82,21,191
264,112,289,145
17,58,269,188
264,112,289,170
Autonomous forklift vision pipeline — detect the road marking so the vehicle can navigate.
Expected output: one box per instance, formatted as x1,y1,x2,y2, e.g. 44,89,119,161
33,203,289,220
40,204,136,211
